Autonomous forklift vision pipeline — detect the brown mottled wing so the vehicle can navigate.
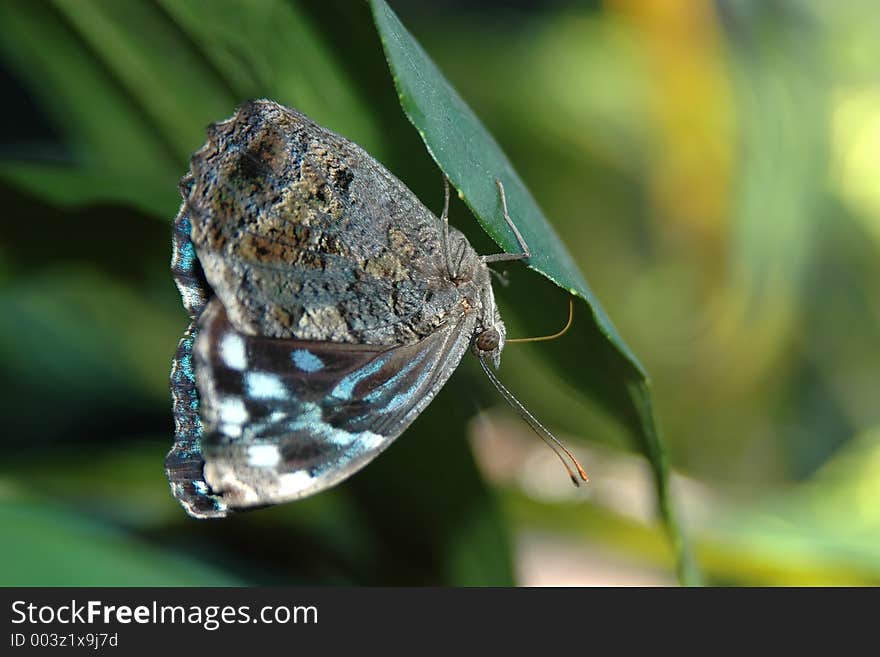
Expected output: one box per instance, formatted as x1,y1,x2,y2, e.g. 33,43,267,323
179,99,470,347
185,300,476,513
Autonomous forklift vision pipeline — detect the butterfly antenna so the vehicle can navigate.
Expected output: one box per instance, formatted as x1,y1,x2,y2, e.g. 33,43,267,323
507,298,574,344
478,354,589,485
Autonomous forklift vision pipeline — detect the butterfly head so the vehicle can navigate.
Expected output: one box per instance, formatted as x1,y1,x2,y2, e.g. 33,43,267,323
472,311,506,370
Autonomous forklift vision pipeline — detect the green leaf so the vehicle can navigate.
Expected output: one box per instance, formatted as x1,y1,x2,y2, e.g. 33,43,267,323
0,0,380,217
0,2,515,584
157,0,381,154
0,496,242,586
369,0,698,584
0,264,182,444
508,426,880,585
701,426,880,585
0,1,182,215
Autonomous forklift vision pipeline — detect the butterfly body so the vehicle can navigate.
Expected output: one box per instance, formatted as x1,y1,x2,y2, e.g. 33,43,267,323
167,100,506,518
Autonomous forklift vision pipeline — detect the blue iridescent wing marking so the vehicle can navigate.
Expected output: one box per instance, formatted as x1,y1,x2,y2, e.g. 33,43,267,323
166,323,229,517
170,191,210,320
178,299,475,515
167,201,228,516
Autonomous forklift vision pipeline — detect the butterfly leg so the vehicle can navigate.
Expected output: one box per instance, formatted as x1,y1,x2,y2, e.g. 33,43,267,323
488,267,511,287
439,175,459,280
481,179,531,264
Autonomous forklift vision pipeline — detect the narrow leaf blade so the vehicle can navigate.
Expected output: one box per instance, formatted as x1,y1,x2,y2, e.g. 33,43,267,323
369,0,699,585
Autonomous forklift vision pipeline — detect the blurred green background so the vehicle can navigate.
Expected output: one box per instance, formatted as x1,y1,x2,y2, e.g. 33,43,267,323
1,0,879,586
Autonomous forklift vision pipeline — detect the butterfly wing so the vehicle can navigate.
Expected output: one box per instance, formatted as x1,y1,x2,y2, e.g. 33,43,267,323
167,299,475,517
181,99,479,347
167,321,230,518
167,100,495,518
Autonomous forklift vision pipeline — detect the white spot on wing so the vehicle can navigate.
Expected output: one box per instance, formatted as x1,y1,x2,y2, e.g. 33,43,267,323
218,397,248,425
248,444,281,467
245,371,287,400
220,333,247,371
284,402,387,450
278,470,315,495
327,427,357,446
220,422,242,438
180,288,205,312
358,432,385,451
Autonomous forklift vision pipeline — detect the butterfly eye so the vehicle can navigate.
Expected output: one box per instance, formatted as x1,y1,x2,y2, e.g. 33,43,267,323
475,328,500,352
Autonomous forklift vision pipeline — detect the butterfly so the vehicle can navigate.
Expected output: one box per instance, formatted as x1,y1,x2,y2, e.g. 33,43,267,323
166,99,585,518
